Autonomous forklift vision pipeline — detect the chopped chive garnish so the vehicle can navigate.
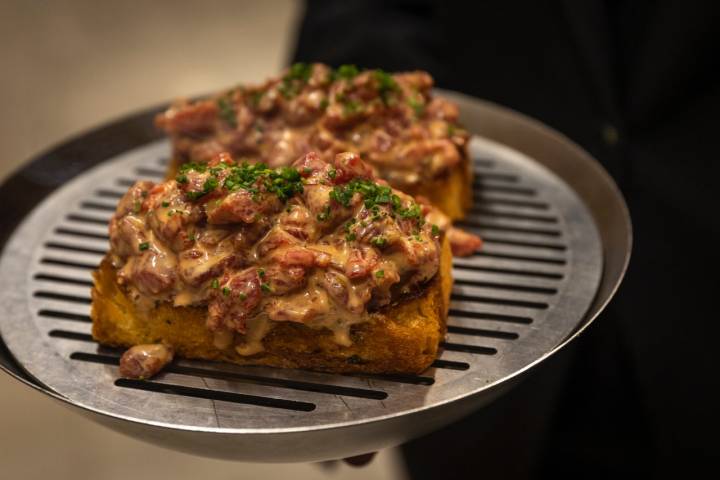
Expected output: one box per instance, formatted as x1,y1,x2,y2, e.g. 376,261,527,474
408,97,425,117
317,205,331,221
179,162,207,174
217,97,237,128
250,90,264,107
374,69,398,105
178,161,304,202
278,62,313,99
138,242,150,251
186,176,219,201
371,236,387,248
329,179,423,228
332,64,359,81
343,99,361,116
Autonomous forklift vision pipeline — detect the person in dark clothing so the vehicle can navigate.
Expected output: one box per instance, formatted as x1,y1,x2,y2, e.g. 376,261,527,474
292,1,720,478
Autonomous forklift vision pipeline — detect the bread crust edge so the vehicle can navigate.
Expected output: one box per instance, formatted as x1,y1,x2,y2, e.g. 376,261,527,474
91,237,452,374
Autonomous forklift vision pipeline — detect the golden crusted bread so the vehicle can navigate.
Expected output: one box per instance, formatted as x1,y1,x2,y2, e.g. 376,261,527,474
91,236,452,374
404,152,473,221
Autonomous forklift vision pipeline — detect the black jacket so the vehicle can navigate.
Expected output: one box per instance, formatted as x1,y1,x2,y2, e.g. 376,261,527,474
293,1,720,478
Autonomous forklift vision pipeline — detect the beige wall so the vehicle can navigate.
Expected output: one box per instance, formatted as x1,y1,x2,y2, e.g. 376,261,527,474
0,0,298,181
0,2,407,478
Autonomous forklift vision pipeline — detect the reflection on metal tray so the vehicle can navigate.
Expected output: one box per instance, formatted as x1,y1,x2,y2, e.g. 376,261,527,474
0,93,630,462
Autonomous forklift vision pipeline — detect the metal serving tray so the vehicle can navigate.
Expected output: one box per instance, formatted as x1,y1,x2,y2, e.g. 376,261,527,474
0,92,630,462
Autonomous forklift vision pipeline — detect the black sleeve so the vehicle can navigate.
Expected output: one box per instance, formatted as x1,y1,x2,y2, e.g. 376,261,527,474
291,0,452,85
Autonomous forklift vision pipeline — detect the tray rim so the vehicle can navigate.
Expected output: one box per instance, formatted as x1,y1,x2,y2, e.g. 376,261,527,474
0,91,631,441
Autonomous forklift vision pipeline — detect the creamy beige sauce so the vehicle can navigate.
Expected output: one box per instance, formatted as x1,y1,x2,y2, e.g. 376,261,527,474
235,315,275,356
156,64,469,188
109,152,443,357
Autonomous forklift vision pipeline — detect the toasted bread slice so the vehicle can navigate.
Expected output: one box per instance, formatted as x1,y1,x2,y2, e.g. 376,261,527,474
157,64,473,221
91,236,452,374
404,153,473,221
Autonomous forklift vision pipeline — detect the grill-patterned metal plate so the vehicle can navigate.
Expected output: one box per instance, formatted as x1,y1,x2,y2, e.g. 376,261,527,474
0,136,602,433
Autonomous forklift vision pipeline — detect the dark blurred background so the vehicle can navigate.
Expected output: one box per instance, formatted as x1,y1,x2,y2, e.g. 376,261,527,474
1,1,718,479
293,1,719,479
